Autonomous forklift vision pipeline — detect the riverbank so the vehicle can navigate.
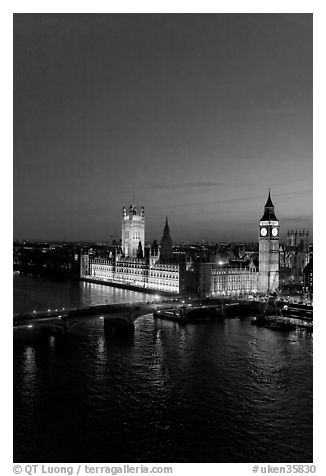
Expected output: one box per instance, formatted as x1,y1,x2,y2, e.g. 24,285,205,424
80,276,178,296
13,273,156,315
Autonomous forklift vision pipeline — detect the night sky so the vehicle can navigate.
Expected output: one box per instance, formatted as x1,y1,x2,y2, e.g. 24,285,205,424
13,14,312,243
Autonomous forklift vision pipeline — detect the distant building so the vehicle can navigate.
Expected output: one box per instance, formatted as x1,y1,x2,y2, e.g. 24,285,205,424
279,243,286,269
303,258,313,295
283,229,310,274
14,242,80,278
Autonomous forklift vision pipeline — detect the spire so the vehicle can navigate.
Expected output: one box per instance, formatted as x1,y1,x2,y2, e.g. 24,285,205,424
160,216,173,263
136,240,143,259
265,188,274,208
164,216,169,232
260,189,278,221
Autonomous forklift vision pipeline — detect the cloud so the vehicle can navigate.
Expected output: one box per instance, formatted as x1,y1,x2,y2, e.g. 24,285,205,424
143,181,227,190
281,214,313,222
276,189,312,199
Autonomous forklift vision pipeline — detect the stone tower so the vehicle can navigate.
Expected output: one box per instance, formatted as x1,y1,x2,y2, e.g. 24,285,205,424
121,204,145,258
80,252,90,277
160,217,174,263
258,190,279,293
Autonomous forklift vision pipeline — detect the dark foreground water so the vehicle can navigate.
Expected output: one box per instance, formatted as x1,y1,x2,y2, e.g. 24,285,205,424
13,274,313,463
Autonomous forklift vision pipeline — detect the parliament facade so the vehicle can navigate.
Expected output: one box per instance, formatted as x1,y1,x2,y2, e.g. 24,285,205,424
80,205,185,294
80,193,280,296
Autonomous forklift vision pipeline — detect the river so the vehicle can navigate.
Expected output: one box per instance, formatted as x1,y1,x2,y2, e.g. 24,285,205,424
13,274,313,463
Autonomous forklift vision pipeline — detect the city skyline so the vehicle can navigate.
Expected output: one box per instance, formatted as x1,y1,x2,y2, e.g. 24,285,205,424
14,14,312,242
12,194,310,245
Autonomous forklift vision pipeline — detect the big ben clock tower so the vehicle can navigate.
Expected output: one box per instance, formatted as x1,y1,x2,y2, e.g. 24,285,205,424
258,190,279,294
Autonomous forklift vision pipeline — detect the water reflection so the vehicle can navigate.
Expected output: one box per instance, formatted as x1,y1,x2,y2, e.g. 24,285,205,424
49,336,56,350
97,334,106,357
21,346,37,407
14,274,154,314
14,275,313,463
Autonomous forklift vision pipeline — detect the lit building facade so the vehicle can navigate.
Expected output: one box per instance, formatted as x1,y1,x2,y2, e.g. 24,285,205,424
121,204,145,258
211,262,258,296
80,208,184,294
80,194,280,296
258,191,279,293
193,192,279,296
193,258,258,297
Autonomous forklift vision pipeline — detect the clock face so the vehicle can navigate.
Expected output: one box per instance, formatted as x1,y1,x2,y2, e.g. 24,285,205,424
272,227,278,237
260,227,267,237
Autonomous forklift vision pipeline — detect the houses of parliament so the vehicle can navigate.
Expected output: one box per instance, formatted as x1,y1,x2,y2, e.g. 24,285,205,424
81,204,182,293
80,192,308,296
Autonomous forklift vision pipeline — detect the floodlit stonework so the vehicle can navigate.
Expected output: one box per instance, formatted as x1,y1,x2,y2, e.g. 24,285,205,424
258,191,280,293
81,207,184,294
80,194,280,296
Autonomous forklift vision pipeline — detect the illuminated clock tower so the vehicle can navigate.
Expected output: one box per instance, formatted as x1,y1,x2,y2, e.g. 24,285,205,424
258,190,279,294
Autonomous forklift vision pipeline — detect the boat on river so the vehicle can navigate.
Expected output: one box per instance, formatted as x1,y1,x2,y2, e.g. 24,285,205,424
251,314,297,331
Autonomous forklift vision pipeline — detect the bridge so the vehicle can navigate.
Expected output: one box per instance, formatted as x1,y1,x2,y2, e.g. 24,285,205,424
13,301,163,336
13,298,271,336
154,300,264,322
